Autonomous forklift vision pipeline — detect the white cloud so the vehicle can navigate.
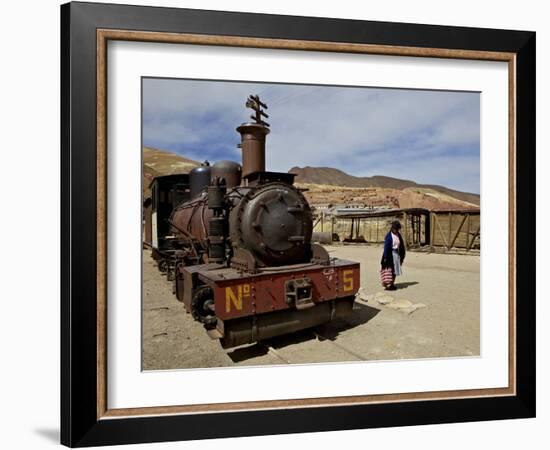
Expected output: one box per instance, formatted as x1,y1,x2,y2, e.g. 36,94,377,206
142,78,480,193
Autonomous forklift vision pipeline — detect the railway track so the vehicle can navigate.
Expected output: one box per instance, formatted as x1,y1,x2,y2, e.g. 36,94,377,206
257,329,366,365
263,345,291,364
311,330,367,361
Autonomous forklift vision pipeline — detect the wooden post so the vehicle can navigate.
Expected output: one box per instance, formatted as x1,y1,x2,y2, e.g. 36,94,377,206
403,212,408,247
413,214,417,244
370,219,373,242
467,225,480,250
466,213,471,250
448,212,452,250
376,219,379,242
430,213,435,251
368,219,371,242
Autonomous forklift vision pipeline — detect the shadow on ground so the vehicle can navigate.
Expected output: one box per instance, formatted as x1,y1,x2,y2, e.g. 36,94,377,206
226,301,380,362
394,281,419,289
315,302,380,340
227,330,315,363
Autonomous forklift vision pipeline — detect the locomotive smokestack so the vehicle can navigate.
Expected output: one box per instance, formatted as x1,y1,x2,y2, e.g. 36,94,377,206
237,123,269,177
237,95,270,178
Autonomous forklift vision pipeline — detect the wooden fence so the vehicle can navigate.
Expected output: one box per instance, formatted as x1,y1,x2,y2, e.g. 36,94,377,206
429,211,480,251
313,209,479,251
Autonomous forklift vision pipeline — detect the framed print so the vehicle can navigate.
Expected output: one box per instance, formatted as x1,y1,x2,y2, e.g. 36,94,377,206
60,1,536,447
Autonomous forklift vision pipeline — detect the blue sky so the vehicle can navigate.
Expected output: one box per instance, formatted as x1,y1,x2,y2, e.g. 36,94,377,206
142,78,480,194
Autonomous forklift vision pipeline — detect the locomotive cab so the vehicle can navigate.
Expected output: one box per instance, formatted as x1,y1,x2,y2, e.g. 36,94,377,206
144,174,190,253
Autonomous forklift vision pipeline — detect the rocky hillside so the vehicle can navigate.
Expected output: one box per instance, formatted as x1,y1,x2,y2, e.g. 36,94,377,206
296,183,478,211
289,166,480,207
143,147,199,175
142,148,479,211
143,147,199,195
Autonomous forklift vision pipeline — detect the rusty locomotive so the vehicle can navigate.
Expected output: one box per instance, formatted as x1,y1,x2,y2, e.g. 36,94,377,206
144,95,360,348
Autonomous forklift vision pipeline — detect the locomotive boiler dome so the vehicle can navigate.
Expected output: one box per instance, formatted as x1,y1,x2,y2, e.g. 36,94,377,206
230,183,312,266
189,161,211,199
211,160,242,189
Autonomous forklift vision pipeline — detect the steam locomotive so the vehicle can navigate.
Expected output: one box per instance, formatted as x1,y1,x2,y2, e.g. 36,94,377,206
144,95,360,348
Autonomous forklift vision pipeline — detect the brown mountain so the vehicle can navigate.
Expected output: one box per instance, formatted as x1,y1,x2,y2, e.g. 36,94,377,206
143,147,199,174
142,147,200,196
141,149,479,211
289,166,480,207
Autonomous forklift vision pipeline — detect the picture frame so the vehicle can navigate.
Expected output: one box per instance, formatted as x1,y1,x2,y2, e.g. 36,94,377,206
60,1,535,447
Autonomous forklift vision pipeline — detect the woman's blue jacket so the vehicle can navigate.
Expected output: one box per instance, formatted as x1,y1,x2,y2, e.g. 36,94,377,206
380,231,406,272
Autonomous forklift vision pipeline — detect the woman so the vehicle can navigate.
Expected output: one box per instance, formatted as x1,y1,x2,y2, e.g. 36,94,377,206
381,220,406,290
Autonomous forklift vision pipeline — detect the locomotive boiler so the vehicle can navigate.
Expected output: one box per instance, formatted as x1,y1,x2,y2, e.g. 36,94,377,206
148,95,360,348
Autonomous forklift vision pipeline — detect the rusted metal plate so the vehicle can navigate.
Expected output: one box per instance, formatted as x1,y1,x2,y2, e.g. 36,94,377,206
197,261,359,321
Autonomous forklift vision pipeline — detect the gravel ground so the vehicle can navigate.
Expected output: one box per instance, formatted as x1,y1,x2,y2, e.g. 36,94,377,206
142,245,479,370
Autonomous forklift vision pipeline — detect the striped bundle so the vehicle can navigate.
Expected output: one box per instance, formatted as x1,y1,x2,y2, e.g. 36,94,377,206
380,268,393,287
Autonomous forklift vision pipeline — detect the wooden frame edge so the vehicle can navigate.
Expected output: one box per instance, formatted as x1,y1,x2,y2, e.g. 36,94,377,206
508,55,517,395
98,29,515,61
101,387,515,419
97,29,108,419
95,28,517,420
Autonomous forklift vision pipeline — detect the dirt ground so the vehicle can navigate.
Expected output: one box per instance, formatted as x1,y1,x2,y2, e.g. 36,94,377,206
142,245,479,370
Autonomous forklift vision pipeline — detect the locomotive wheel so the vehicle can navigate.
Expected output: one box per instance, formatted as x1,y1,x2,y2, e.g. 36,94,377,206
191,286,217,327
158,259,168,273
166,265,175,282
